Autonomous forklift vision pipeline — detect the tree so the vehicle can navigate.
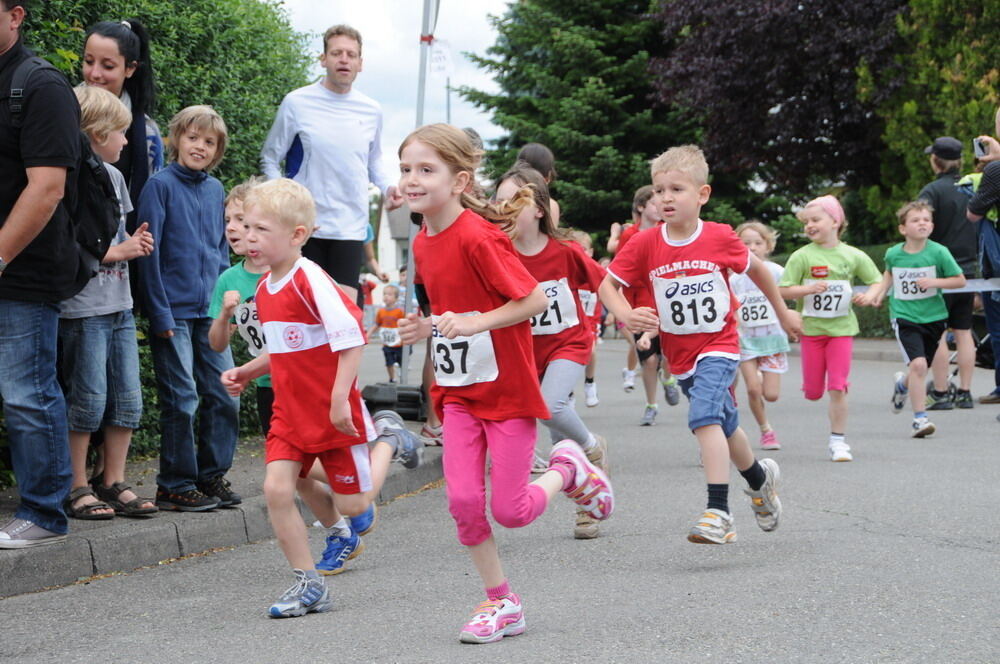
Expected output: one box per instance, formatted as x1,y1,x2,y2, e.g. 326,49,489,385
460,0,698,231
23,0,313,188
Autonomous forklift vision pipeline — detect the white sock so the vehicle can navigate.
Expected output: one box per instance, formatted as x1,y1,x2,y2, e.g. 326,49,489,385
829,434,846,447
582,433,598,451
326,517,350,538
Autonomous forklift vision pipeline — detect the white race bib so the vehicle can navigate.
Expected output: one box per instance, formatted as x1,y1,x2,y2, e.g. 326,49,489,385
802,279,852,318
379,326,401,346
892,266,936,301
737,290,777,328
653,272,729,335
235,301,265,357
530,278,580,336
577,289,598,317
431,313,499,387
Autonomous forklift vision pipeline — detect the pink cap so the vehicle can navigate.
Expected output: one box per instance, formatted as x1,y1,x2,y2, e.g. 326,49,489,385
804,195,845,225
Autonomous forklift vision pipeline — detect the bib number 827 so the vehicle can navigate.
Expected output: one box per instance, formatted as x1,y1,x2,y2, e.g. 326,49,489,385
670,297,718,327
810,293,843,312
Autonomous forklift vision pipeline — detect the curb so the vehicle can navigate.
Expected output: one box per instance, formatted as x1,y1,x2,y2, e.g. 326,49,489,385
0,448,442,599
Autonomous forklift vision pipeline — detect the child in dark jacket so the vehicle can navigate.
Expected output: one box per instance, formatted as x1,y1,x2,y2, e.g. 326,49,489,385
137,105,241,511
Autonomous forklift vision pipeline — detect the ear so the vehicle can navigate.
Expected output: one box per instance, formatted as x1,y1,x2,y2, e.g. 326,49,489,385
698,184,712,205
9,5,25,29
124,61,138,79
452,170,471,195
292,224,311,245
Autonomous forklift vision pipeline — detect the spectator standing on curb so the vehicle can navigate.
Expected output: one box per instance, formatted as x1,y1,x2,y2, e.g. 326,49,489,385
0,0,87,547
917,137,979,409
260,24,403,301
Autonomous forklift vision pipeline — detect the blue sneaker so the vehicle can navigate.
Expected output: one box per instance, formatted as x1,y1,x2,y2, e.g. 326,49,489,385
268,569,332,618
316,529,364,576
373,410,424,469
348,503,378,536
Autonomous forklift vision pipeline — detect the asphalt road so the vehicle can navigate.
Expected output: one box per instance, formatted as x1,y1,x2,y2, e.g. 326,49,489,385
2,340,998,663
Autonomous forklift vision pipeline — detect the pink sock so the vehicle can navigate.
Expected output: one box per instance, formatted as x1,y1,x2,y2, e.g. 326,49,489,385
486,580,511,600
549,459,575,490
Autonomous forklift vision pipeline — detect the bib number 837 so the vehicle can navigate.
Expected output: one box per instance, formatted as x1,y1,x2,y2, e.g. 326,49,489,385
434,340,469,376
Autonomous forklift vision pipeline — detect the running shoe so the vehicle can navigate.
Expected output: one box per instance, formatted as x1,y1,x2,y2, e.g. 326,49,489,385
373,410,424,469
639,404,657,426
828,440,853,462
348,503,377,536
660,370,680,406
622,368,636,392
549,440,614,521
911,416,936,438
954,389,974,409
316,528,364,575
891,371,907,414
926,389,954,411
197,475,242,507
687,508,736,544
584,381,599,407
420,422,443,446
268,569,332,618
458,594,525,644
760,430,781,451
744,458,781,532
573,435,610,539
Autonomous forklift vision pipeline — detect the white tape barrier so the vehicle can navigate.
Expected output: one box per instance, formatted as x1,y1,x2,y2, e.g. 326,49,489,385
850,278,1000,295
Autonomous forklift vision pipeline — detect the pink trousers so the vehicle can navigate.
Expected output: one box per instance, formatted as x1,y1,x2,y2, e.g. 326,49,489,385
442,402,549,546
799,334,853,400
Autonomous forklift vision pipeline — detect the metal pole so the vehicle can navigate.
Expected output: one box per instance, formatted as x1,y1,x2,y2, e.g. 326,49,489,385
446,76,451,124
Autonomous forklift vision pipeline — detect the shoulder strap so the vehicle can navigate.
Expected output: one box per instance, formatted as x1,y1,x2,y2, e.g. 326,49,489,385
4,56,59,127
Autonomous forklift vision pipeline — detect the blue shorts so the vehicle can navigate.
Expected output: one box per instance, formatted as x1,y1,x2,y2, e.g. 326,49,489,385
678,356,739,437
382,345,402,367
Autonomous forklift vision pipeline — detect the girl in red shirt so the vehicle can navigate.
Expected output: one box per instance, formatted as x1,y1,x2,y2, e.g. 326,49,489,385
396,124,614,645
496,164,610,540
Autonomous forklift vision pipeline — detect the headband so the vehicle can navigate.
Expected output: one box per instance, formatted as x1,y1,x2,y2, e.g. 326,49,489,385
804,195,845,225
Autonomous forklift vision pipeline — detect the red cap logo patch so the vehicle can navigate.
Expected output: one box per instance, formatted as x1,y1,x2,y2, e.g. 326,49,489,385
811,266,829,278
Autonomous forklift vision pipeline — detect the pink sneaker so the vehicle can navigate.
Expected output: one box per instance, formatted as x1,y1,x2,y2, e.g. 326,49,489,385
760,430,781,451
458,594,525,644
549,440,614,521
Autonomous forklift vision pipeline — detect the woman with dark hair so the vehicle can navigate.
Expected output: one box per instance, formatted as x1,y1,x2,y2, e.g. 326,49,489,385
81,18,163,218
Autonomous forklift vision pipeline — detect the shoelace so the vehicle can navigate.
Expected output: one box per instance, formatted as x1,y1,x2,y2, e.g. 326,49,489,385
279,573,309,601
468,599,503,624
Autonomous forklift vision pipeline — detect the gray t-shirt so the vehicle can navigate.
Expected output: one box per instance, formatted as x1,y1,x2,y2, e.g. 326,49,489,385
59,163,134,318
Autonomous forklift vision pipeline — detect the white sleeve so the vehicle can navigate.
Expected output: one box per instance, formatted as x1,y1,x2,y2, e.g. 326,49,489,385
367,108,391,195
260,96,297,181
302,262,366,352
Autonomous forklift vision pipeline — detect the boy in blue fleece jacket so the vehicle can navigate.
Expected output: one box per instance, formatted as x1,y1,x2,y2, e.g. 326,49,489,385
136,105,241,512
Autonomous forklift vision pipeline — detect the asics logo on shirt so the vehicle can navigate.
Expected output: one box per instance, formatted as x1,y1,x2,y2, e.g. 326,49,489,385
664,280,716,298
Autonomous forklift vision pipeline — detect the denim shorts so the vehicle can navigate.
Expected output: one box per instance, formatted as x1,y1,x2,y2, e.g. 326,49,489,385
59,310,142,431
678,356,740,437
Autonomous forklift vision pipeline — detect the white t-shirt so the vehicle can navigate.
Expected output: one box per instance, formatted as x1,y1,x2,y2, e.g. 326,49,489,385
260,82,391,241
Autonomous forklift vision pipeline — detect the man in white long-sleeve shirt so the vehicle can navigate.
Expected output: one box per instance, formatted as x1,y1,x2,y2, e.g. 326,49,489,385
260,24,402,300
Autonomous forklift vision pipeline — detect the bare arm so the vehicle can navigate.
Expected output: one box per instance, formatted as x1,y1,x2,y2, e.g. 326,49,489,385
208,291,241,352
329,345,363,437
746,255,801,340
597,273,658,333
435,285,549,339
0,166,66,264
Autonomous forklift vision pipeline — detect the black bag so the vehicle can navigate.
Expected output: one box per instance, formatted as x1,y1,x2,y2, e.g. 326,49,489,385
5,57,120,276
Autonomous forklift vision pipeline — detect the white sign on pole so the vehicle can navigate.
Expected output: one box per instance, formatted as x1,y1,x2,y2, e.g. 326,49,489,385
430,39,454,77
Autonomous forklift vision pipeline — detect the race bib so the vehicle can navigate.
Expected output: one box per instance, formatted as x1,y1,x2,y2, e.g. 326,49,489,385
530,278,580,336
737,290,777,328
802,279,852,318
379,326,401,346
431,312,499,387
892,266,936,301
235,301,266,357
653,272,729,335
578,289,598,317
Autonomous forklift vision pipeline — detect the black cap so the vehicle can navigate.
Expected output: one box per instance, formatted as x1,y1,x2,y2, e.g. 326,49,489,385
924,136,963,160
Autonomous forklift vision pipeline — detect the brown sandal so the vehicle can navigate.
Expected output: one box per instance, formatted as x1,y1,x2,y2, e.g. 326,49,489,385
94,481,158,517
66,486,115,520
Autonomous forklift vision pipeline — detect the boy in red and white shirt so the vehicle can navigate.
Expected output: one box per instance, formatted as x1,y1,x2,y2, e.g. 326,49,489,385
600,145,801,545
221,179,422,618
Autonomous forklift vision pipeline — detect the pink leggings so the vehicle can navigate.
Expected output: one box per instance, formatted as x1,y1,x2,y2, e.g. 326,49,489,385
442,402,549,546
800,334,853,400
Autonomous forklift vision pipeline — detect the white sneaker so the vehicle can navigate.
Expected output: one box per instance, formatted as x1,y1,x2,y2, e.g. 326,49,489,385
891,371,907,413
622,368,636,392
530,450,548,474
584,381,599,407
687,508,736,544
744,459,781,532
829,440,853,462
911,416,935,438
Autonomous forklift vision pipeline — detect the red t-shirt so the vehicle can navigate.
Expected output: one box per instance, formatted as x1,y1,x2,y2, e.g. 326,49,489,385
608,221,750,378
360,278,377,305
256,258,375,452
413,210,549,421
618,223,662,308
516,237,605,375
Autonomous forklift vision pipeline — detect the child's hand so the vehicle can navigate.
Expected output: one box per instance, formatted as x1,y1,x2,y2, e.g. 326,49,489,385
116,222,154,260
852,291,873,307
636,332,652,351
435,311,480,339
222,290,241,315
329,399,358,437
806,282,828,295
625,306,659,334
779,309,803,342
398,312,431,344
914,277,935,291
220,367,249,396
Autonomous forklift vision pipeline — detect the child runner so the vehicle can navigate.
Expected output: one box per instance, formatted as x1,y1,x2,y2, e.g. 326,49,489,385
368,284,405,383
220,179,422,617
497,164,610,540
731,221,790,450
865,201,965,437
778,195,882,462
516,142,561,226
60,85,156,519
396,124,613,643
601,145,799,544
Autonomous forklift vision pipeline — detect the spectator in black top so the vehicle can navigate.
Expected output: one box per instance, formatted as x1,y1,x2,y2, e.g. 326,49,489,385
966,107,1000,406
0,0,85,548
918,136,979,409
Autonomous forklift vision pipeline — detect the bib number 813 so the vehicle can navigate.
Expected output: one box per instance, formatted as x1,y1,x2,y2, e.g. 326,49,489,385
670,297,718,327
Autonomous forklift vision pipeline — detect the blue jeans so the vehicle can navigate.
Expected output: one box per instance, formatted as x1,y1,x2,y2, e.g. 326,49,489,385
0,300,71,533
983,291,1000,393
149,318,239,492
59,310,142,431
678,356,741,438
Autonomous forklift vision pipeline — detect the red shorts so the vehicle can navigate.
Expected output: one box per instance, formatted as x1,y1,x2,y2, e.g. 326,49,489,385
265,435,372,495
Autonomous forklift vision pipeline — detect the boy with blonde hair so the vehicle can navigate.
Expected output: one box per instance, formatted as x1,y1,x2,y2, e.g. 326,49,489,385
367,283,404,383
600,145,802,544
221,178,421,617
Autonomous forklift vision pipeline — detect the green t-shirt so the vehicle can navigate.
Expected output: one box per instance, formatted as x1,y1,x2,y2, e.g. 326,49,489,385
779,242,881,336
884,240,961,324
209,260,270,388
